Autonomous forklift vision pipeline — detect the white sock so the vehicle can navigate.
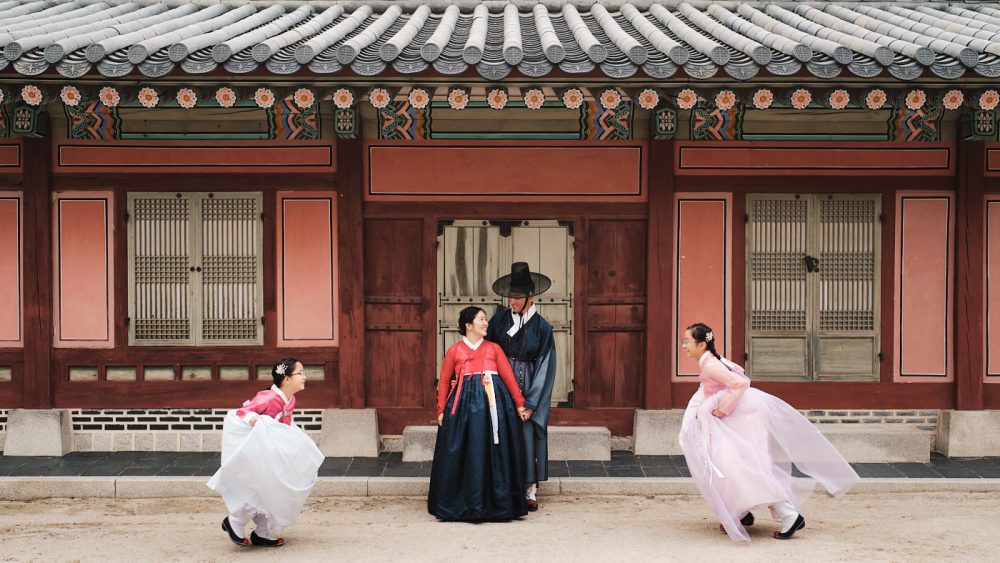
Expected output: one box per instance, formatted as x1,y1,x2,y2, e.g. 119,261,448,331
252,513,276,540
525,483,538,500
770,501,799,532
227,505,252,539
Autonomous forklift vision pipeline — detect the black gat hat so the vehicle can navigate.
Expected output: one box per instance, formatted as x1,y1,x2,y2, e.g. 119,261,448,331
491,262,552,297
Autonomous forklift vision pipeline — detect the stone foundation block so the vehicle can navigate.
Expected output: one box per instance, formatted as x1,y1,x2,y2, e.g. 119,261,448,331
548,426,611,461
632,410,684,455
820,426,930,463
320,409,380,457
0,477,115,500
404,425,613,462
402,426,437,462
3,409,72,456
367,477,429,496
311,478,369,497
936,410,1000,457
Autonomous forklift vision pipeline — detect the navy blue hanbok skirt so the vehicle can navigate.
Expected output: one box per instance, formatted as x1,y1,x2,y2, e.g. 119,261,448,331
428,373,528,522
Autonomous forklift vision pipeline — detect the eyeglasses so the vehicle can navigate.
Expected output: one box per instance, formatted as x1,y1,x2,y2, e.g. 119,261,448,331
680,339,694,345
288,371,306,378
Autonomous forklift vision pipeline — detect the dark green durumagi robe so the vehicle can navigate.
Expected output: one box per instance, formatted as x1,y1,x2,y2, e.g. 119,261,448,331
487,307,557,483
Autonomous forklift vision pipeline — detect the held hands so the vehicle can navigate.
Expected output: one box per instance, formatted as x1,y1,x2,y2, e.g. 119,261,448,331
517,407,533,422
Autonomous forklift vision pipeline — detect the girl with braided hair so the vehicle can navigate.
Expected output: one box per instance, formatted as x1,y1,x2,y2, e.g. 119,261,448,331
678,323,859,542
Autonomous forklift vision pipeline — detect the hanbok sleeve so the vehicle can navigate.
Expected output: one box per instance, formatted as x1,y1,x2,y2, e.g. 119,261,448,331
436,347,457,415
236,391,274,424
493,346,525,409
702,360,749,416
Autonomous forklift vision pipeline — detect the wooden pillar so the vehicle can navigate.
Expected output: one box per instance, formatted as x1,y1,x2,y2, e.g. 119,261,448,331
955,140,986,410
644,139,674,409
336,138,365,408
21,138,53,408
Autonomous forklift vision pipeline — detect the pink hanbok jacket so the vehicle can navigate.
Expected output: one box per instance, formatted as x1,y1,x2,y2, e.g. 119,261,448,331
236,385,295,425
697,352,749,416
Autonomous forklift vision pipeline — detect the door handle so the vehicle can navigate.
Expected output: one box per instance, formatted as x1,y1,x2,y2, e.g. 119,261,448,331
804,255,820,273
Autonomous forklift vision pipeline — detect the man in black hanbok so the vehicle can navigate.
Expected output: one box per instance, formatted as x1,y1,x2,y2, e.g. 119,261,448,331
487,262,558,512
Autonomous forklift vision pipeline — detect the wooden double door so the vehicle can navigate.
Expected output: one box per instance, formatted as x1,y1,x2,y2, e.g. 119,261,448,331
746,194,881,381
437,220,575,406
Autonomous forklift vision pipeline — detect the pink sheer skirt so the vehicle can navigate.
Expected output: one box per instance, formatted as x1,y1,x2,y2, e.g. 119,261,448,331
679,386,859,542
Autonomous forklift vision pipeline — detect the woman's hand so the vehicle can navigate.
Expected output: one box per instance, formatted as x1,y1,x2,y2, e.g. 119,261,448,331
711,408,725,418
437,413,444,426
248,415,259,427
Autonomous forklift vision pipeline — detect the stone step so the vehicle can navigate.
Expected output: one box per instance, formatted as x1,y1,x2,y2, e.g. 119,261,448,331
632,410,931,462
402,425,611,462
821,426,931,463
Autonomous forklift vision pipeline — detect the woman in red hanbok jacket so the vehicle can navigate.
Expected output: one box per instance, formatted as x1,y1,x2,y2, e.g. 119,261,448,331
428,306,531,522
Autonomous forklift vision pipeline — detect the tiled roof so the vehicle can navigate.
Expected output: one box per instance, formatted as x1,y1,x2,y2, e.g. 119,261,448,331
2,0,1000,81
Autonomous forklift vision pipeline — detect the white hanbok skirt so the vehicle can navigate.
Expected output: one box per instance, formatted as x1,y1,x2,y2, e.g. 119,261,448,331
679,387,859,542
207,411,324,534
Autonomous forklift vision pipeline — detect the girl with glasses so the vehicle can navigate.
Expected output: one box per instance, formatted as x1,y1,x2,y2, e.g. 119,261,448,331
209,358,323,548
678,323,859,542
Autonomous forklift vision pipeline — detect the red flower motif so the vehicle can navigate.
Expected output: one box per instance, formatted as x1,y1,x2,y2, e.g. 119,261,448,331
865,89,887,110
715,90,736,111
676,89,697,110
942,90,963,111
562,88,584,110
752,89,773,110
637,88,659,110
524,88,545,110
790,88,812,110
828,89,850,110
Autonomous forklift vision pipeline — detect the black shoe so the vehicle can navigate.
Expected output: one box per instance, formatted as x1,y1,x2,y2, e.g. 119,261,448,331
250,531,284,547
526,499,539,512
720,512,755,533
773,514,805,540
221,518,249,546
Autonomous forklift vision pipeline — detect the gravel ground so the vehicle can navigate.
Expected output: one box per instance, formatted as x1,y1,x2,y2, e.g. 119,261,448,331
0,492,996,562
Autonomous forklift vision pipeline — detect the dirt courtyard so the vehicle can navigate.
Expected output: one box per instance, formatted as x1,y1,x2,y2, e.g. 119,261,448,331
0,492,996,562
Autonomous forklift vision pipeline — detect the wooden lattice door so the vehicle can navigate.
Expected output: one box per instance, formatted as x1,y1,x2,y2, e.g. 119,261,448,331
127,192,263,346
747,195,880,381
437,220,575,406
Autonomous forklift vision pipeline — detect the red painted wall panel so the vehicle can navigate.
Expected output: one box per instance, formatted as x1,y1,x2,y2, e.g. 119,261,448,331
0,144,21,170
676,142,953,176
276,193,338,347
56,141,334,174
365,142,646,201
672,195,731,378
54,194,113,347
894,193,953,380
987,199,1000,379
0,195,20,346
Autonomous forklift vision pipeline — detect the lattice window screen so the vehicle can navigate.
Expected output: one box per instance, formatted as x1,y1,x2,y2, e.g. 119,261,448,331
128,192,263,346
749,198,808,332
746,194,880,381
819,198,878,332
130,195,193,343
201,196,261,343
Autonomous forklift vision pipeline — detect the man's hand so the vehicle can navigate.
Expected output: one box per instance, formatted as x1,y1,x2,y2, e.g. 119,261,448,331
437,413,444,426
